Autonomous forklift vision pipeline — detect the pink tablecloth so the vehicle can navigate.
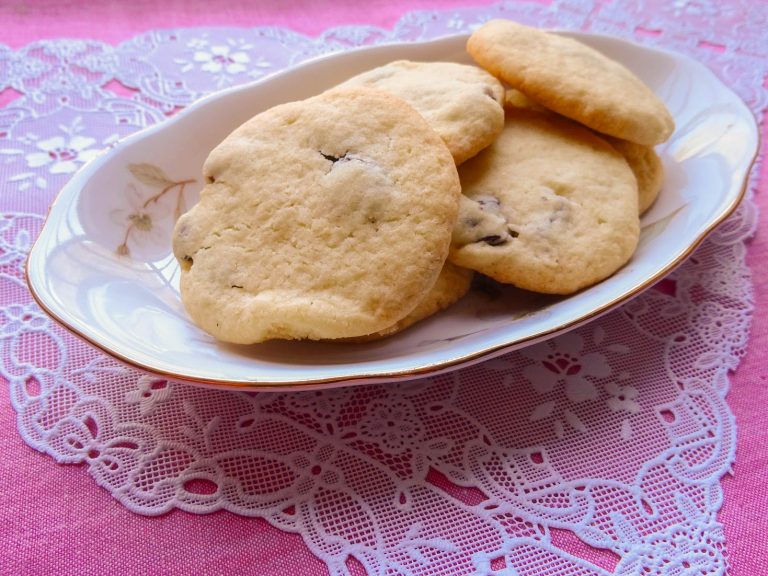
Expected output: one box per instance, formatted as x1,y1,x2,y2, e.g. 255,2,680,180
1,1,766,575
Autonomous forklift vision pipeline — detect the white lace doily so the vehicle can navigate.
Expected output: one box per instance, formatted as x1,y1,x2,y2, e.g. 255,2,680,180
1,1,764,575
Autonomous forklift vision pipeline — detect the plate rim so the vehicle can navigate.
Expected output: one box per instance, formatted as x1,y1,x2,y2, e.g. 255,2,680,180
25,31,761,390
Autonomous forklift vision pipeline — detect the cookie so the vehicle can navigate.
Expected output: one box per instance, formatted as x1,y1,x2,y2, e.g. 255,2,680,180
606,137,664,214
504,88,547,113
467,19,675,146
173,87,461,344
450,107,640,295
338,60,505,164
505,88,664,215
344,262,473,341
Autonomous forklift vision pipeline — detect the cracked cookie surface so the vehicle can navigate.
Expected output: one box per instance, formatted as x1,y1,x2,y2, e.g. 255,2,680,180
450,107,640,295
173,87,460,343
467,19,675,146
338,60,505,164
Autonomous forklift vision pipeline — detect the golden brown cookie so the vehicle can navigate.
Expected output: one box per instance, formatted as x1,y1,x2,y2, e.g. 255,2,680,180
343,262,473,341
173,88,461,343
606,137,664,214
505,88,664,215
338,60,505,164
504,88,547,113
450,107,640,295
467,19,675,146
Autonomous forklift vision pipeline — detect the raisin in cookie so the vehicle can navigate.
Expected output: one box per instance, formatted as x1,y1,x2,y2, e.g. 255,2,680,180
173,88,461,343
338,60,505,164
467,19,674,146
450,107,640,295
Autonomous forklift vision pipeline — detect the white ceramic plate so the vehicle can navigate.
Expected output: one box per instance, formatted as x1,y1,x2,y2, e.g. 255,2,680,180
26,32,758,390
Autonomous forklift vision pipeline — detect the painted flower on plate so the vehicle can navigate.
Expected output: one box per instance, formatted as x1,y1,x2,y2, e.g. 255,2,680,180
111,183,171,254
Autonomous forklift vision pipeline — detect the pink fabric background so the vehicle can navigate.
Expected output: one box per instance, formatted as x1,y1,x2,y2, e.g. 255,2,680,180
1,1,765,574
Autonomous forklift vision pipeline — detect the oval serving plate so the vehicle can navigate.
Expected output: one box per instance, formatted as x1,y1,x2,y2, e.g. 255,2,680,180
26,32,758,391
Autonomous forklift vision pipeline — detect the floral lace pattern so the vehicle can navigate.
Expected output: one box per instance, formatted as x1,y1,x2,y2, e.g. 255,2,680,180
1,1,764,575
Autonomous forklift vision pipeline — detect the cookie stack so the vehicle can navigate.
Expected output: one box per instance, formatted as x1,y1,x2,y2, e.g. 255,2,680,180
172,19,674,344
452,19,672,294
